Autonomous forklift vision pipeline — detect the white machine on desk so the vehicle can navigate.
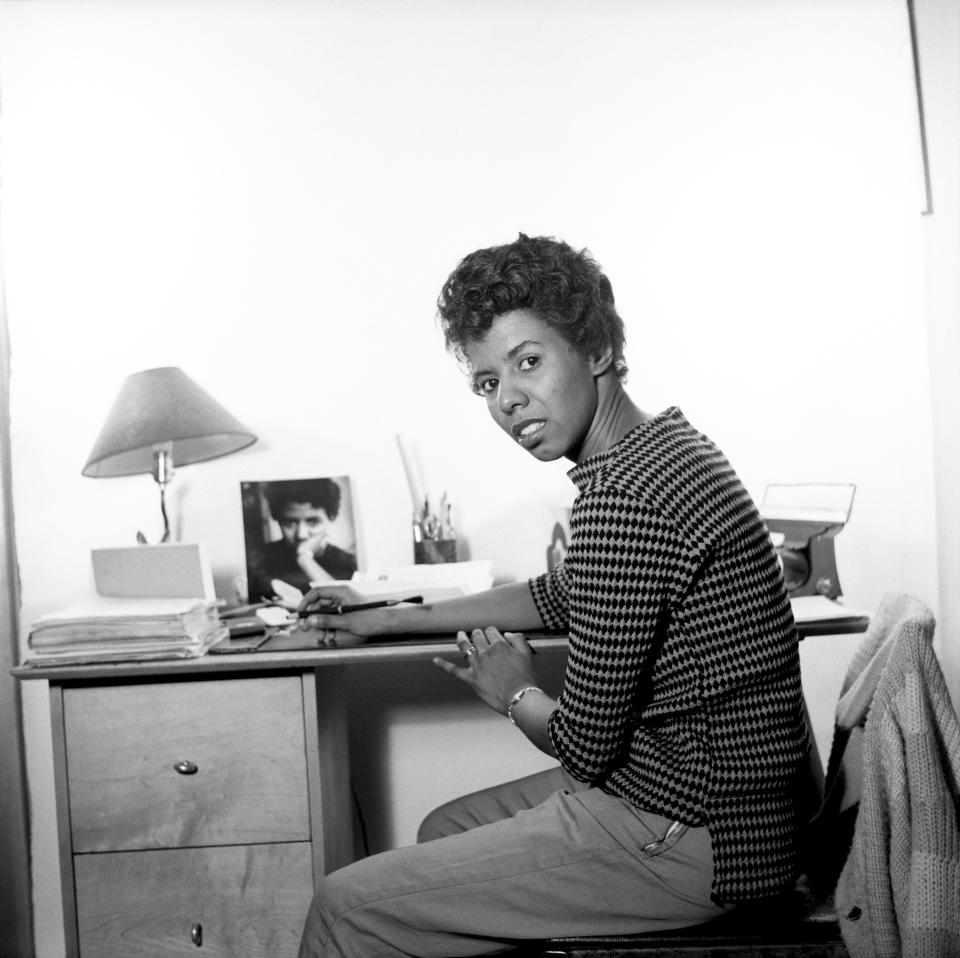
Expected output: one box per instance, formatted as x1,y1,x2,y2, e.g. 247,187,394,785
760,483,856,599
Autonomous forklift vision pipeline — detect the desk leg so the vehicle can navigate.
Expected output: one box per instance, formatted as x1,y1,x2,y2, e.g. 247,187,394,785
302,666,354,881
49,683,80,958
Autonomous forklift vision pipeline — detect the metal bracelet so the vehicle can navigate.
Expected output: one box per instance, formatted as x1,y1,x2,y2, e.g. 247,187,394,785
506,685,543,727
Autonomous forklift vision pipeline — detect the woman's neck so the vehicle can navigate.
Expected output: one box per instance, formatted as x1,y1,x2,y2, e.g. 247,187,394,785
573,375,649,464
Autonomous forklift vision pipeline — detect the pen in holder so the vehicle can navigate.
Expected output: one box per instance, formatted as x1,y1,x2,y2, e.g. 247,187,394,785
396,435,459,564
413,494,458,564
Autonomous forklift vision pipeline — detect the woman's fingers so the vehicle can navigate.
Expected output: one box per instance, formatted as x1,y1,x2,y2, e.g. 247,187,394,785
456,630,478,659
503,630,532,655
298,584,359,617
470,626,510,650
432,655,470,681
311,628,367,648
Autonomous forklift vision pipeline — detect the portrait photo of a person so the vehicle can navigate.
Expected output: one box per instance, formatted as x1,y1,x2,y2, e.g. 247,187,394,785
242,476,358,606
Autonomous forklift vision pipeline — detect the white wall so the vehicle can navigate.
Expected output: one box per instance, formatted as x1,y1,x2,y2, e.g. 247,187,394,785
0,2,941,955
916,0,960,712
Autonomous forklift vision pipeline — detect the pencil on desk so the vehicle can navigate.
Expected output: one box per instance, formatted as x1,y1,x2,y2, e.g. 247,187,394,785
299,595,425,618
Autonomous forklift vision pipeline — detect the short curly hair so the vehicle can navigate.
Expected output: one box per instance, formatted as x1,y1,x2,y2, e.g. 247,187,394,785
264,478,341,521
436,234,627,384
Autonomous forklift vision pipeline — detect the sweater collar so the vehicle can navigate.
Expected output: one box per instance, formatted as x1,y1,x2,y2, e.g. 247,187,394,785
567,406,683,493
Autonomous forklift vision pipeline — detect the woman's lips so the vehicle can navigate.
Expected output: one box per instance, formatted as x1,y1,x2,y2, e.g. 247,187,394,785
512,419,546,447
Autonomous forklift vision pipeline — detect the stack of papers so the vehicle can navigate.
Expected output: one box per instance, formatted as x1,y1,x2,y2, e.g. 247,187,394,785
334,561,495,605
27,596,227,666
790,595,870,624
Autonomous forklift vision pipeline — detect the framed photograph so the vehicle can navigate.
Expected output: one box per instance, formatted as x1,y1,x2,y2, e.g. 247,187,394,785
241,476,358,604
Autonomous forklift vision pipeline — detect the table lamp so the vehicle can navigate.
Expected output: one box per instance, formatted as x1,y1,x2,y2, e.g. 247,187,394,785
82,366,257,542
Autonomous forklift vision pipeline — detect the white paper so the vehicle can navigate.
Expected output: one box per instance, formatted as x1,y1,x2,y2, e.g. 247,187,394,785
790,595,869,623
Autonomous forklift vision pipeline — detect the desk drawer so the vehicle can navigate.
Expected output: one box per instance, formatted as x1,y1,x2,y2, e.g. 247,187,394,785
64,676,310,852
74,842,314,957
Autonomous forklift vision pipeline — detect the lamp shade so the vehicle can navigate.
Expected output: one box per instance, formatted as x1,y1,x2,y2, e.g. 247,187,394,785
82,366,257,478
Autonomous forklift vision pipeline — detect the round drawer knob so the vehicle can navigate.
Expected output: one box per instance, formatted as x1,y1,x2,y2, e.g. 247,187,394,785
174,760,199,775
191,921,203,946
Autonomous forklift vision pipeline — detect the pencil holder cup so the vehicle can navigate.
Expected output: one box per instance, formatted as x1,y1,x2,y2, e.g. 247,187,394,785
414,539,458,564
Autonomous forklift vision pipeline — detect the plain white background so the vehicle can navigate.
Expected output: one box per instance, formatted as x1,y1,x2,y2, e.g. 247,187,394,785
0,2,949,954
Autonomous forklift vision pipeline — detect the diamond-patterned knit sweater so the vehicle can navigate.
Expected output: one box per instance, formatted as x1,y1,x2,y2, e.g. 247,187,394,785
529,407,808,903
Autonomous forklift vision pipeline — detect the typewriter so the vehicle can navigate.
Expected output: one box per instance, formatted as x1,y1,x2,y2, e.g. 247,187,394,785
760,483,856,599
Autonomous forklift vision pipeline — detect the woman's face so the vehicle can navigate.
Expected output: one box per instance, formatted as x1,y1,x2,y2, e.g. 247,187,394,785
278,502,330,546
464,309,606,463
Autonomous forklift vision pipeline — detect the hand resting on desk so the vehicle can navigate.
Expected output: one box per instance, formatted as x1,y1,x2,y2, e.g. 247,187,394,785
276,623,369,649
297,583,384,647
298,580,545,648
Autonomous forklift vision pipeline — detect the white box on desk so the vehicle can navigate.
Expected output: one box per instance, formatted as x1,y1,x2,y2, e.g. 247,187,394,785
91,543,216,600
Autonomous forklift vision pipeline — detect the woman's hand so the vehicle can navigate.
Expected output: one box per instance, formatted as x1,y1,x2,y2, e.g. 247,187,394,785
295,535,336,584
297,531,329,559
433,627,538,715
296,583,381,647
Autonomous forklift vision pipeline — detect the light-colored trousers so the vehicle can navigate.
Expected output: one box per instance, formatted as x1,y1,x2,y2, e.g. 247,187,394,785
298,766,726,958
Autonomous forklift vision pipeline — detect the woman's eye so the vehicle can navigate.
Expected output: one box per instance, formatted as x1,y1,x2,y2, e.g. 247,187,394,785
474,377,498,397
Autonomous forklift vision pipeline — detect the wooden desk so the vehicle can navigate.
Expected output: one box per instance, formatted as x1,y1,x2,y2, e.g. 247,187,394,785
13,621,858,958
13,636,565,958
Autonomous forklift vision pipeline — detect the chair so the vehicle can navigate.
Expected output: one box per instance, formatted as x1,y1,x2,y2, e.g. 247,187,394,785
833,595,958,957
519,829,846,958
513,595,934,958
523,894,847,956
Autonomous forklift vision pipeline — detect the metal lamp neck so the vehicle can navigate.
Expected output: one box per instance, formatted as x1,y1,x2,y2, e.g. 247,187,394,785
151,445,174,542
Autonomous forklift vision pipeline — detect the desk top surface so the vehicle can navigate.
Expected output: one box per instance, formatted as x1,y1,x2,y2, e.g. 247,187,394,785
12,634,570,681
13,613,868,683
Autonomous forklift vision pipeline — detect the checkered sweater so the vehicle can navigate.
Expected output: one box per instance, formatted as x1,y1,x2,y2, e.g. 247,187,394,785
530,407,807,902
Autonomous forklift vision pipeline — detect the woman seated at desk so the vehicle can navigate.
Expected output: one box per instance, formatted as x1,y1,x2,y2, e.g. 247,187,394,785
297,234,809,958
